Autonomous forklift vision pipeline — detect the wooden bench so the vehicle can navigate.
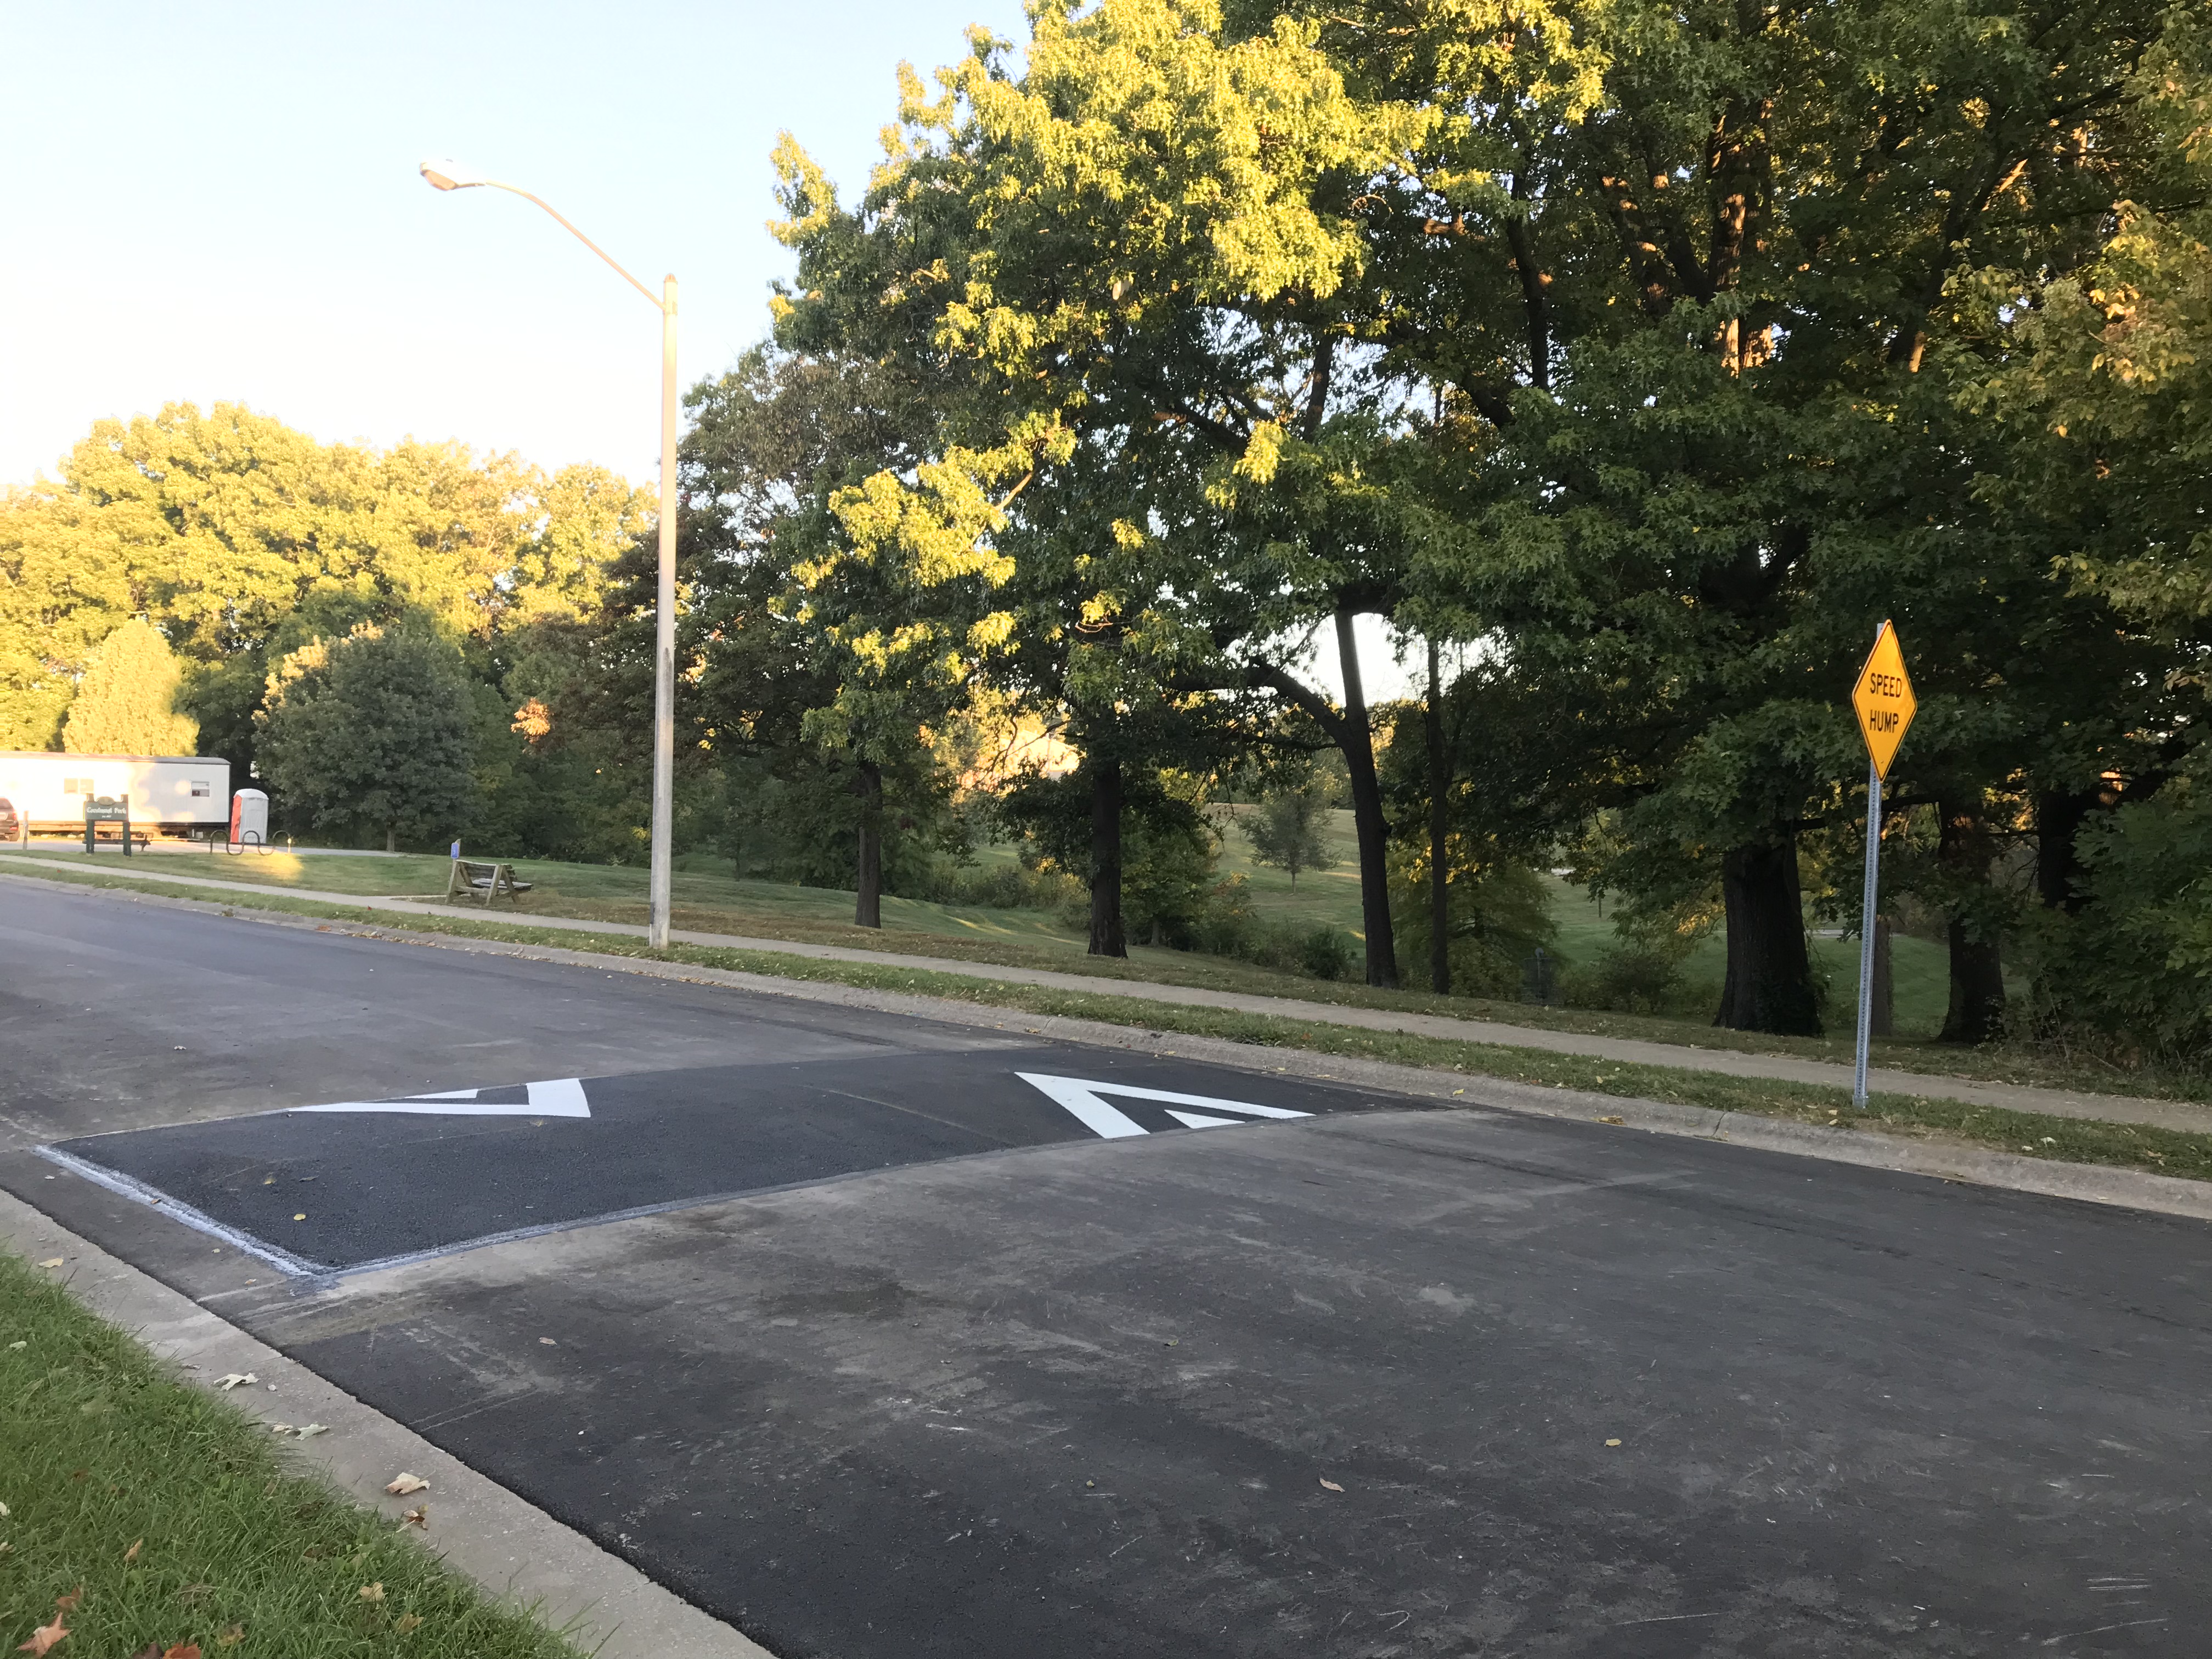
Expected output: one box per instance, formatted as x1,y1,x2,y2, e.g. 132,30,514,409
443,858,533,907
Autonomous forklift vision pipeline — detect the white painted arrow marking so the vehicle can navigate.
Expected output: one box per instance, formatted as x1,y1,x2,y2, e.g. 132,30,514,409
290,1078,590,1118
1015,1073,1309,1139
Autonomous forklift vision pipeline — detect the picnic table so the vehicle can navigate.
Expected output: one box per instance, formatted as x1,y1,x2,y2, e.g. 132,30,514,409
443,857,533,907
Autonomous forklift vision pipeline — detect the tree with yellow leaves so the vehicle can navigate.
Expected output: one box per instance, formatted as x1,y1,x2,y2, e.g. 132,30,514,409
59,617,199,756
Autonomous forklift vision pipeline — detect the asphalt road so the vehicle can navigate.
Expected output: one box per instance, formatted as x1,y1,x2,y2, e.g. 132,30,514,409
5,881,2209,1657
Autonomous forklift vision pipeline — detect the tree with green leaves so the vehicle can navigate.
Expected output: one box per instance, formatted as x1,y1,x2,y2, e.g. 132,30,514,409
977,436,1263,956
1245,757,1334,886
1,403,646,777
1307,0,2177,1033
60,618,198,755
769,0,1446,983
678,345,964,924
256,622,477,852
1952,9,2212,1054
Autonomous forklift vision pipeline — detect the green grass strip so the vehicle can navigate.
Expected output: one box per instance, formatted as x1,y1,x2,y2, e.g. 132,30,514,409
13,860,2212,1184
0,1251,583,1658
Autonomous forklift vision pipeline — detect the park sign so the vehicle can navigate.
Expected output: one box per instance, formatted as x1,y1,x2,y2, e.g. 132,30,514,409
1852,621,1916,780
83,793,133,857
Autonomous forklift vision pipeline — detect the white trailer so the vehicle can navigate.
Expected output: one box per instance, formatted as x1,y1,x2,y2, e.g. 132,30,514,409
0,753,233,839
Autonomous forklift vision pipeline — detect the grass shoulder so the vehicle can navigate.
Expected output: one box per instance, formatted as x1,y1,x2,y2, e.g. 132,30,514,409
0,1250,582,1659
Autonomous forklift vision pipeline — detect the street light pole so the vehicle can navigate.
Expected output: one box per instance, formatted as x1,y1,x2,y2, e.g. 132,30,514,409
651,275,677,949
420,160,677,948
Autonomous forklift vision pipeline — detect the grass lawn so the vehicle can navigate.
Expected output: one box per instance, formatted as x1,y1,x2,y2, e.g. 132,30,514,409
0,1251,582,1659
1206,819,1962,1039
1207,805,1368,934
84,842,1090,948
1544,879,1959,1037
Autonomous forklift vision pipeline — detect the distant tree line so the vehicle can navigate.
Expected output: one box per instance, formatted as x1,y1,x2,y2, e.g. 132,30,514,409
0,403,652,857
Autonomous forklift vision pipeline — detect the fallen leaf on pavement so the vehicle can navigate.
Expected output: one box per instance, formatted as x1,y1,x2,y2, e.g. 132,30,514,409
1319,1477,1344,1492
1605,1438,1622,1447
383,1474,428,1496
1597,1115,1624,1126
269,1424,294,1436
296,1424,329,1438
357,1583,385,1602
399,1505,428,1529
215,1373,257,1391
36,1259,62,1270
539,1337,557,1346
124,1539,142,1562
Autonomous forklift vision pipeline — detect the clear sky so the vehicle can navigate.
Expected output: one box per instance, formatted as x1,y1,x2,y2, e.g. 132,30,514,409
0,0,1411,699
0,0,1025,489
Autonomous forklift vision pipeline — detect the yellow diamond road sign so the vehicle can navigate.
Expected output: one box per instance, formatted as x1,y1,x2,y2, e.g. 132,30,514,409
1852,620,1916,780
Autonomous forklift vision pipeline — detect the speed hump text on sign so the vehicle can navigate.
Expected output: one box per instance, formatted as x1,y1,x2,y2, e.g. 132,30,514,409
1852,620,1916,780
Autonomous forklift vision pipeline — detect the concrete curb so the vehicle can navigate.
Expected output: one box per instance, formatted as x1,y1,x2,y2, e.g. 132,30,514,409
5,853,2202,1133
0,1189,771,1659
25,874,2210,1228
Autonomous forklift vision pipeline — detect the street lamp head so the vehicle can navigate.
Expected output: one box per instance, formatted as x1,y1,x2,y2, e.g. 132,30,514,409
419,159,491,192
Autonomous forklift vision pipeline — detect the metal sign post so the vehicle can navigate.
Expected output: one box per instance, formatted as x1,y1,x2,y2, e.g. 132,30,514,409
1849,622,1916,1110
1852,759,1882,1110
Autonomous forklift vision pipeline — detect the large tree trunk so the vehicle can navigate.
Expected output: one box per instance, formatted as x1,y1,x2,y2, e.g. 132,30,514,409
1425,637,1450,995
1938,799,2005,1044
2034,788,2096,913
1713,836,1821,1035
1867,916,1894,1039
1335,608,1398,989
386,824,396,855
1942,919,2006,1045
854,760,883,929
1087,755,1126,958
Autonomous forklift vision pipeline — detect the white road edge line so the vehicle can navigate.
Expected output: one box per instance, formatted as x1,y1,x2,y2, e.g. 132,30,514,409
33,1146,332,1277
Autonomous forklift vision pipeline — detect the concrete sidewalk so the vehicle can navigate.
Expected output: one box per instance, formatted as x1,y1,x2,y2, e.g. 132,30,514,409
7,850,2206,1135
